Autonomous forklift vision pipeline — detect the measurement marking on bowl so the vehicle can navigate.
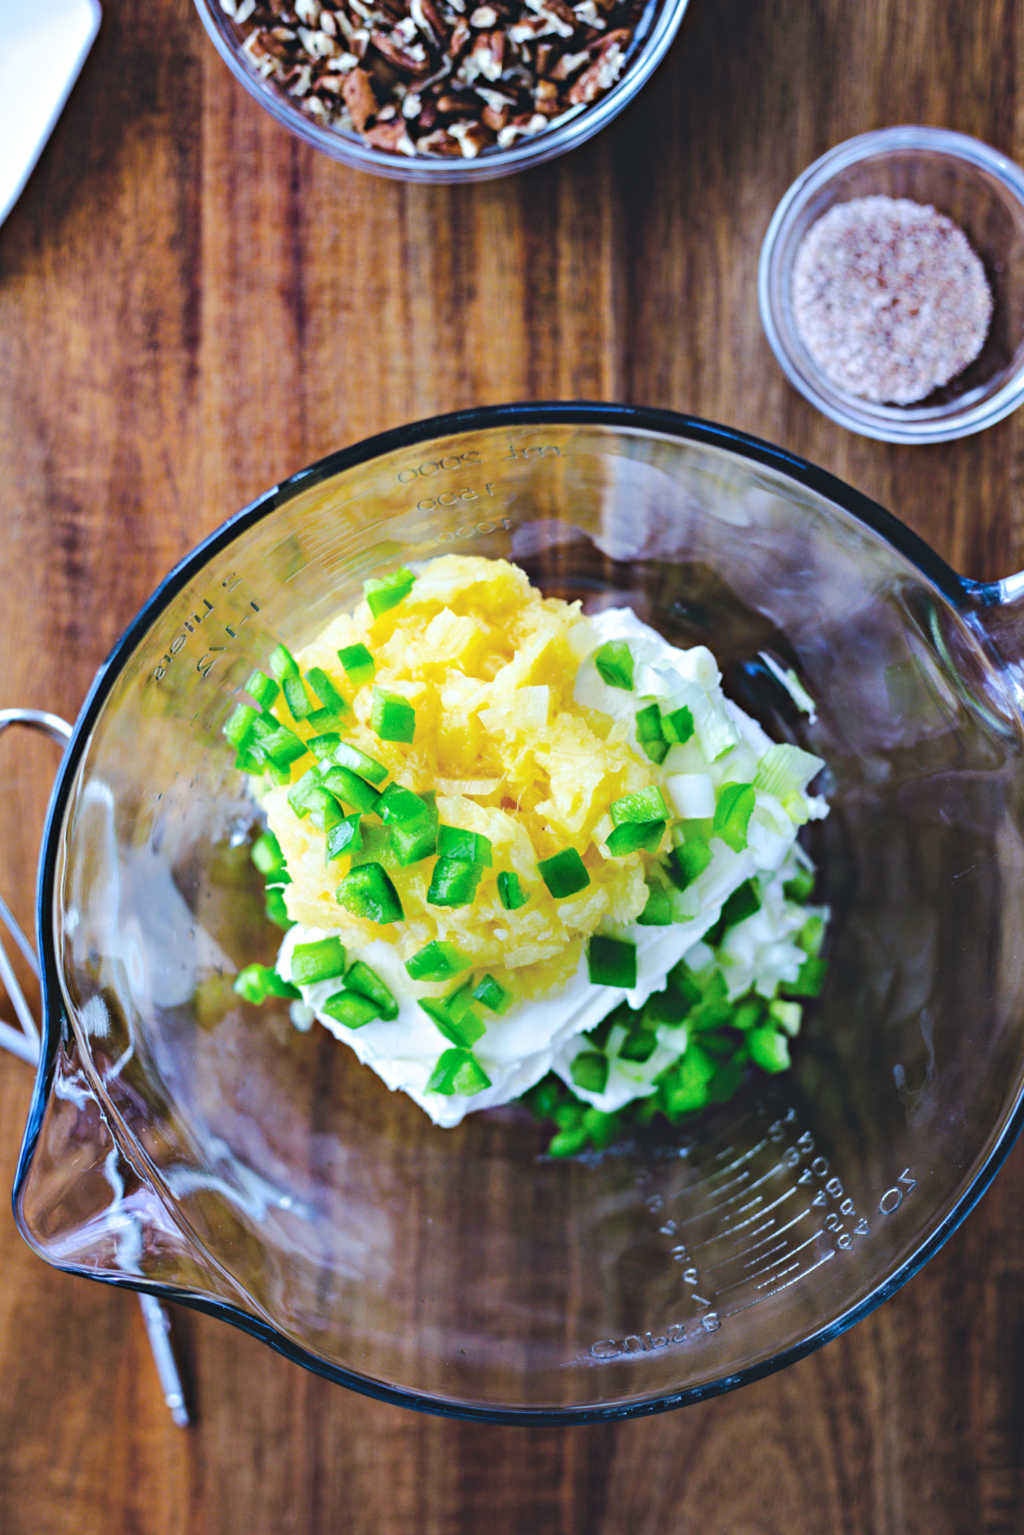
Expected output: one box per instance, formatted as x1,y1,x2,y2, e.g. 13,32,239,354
151,571,263,684
621,1096,923,1359
391,439,563,486
712,1186,802,1244
715,1233,826,1301
742,1209,816,1264
757,1250,837,1297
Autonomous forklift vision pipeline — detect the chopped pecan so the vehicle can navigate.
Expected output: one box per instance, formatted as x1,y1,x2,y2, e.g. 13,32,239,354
415,127,463,154
448,18,472,53
564,33,624,101
434,90,469,114
449,120,496,156
220,0,646,158
532,77,561,113
540,0,576,24
369,26,433,74
362,118,411,149
548,46,588,78
341,64,379,128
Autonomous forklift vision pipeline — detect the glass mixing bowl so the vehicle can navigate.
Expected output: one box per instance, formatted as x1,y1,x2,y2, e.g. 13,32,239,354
13,404,1024,1422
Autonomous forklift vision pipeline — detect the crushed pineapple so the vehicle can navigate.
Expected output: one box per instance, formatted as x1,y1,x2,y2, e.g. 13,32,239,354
264,556,655,1005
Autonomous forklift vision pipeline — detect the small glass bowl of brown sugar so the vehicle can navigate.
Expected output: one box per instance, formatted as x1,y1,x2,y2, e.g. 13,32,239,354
759,127,1024,444
194,0,689,181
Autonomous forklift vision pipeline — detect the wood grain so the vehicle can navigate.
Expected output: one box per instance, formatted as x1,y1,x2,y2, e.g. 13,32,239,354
2,0,1024,1530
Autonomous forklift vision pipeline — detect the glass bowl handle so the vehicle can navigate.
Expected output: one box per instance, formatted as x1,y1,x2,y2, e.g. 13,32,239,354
965,573,1024,711
0,706,192,1428
0,709,71,1062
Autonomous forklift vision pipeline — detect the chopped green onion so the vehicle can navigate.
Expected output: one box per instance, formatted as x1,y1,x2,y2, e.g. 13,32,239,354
269,643,299,680
663,705,694,744
338,642,376,684
437,825,493,865
282,673,312,722
659,1044,716,1118
244,669,280,710
419,997,485,1048
371,688,416,743
594,640,635,691
321,765,381,814
610,786,670,825
233,963,300,1004
264,887,294,929
251,830,285,878
322,990,380,1029
769,999,803,1036
426,1047,491,1096
643,986,692,1027
472,974,508,1012
582,1106,623,1149
345,961,399,1021
754,743,824,798
547,1125,589,1157
723,877,761,928
291,937,347,986
799,914,826,956
224,702,260,750
334,742,389,784
427,857,483,908
308,732,342,761
747,1026,791,1073
732,1000,765,1031
669,838,712,889
336,862,404,924
618,1029,657,1063
406,942,470,981
688,995,733,1034
706,878,761,946
713,782,756,852
707,1055,748,1105
637,886,673,925
570,1051,609,1095
635,703,668,764
497,871,527,910
606,819,666,855
524,1076,563,1120
305,666,348,719
782,956,827,998
326,814,362,861
538,848,590,899
587,935,638,989
783,866,815,902
365,567,416,618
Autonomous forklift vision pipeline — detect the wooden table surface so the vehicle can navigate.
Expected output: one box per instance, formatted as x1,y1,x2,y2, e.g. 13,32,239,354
2,1,1024,1531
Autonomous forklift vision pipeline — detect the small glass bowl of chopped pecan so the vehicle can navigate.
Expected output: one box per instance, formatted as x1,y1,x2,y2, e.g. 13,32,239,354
194,0,689,180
